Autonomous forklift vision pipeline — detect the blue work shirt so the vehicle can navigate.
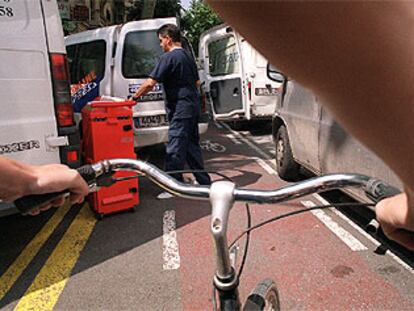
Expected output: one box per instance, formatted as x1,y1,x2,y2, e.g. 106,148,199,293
149,48,200,121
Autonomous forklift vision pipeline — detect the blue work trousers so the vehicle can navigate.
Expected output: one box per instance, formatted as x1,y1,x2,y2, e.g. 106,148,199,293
165,117,211,185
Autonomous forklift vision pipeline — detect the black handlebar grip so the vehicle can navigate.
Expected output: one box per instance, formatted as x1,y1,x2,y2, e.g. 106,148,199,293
14,191,69,214
364,179,401,233
364,179,401,204
76,164,96,184
14,164,96,215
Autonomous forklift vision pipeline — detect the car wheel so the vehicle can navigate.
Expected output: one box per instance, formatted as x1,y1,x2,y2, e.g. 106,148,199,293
275,125,300,181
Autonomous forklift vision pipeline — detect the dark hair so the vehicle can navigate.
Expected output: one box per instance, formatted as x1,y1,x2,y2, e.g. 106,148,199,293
157,24,181,43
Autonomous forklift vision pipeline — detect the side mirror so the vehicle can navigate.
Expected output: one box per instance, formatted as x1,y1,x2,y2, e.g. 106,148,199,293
267,63,286,83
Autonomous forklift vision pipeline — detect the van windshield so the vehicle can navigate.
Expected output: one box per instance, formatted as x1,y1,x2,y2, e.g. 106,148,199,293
122,30,163,78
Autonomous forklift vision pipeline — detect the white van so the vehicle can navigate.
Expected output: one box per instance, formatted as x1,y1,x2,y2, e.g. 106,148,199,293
267,66,402,204
198,24,283,127
65,17,208,148
0,0,80,215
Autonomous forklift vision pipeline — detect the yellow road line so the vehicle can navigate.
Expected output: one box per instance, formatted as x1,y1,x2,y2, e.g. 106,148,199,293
14,205,97,311
0,204,72,300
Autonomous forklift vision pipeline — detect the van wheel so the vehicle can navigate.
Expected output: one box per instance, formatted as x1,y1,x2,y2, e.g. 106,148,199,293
275,126,300,181
230,120,248,131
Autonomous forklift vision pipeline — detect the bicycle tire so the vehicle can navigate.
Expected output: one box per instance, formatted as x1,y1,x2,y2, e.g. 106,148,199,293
243,278,280,311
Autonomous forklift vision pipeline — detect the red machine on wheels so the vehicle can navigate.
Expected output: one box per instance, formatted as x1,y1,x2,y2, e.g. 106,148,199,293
82,100,139,219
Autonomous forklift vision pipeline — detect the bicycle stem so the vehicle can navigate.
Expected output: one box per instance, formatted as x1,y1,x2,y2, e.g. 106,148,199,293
210,181,236,280
210,181,241,310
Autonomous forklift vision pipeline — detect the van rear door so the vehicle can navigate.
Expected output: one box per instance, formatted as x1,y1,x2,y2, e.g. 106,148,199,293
0,0,62,165
247,47,282,118
201,28,246,121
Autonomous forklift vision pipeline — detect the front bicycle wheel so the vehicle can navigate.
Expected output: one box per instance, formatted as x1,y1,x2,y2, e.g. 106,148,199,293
243,278,280,311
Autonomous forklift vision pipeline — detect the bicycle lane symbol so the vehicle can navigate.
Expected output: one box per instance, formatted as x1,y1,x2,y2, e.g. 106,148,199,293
200,140,226,153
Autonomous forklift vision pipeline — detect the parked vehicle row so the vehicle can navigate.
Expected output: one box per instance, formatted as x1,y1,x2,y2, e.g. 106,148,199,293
65,17,208,148
0,12,207,215
0,4,401,216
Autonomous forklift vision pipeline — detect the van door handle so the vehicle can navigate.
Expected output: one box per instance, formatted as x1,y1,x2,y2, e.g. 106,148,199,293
45,135,69,148
233,87,239,96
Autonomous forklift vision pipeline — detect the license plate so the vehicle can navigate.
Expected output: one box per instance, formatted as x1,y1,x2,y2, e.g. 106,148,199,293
138,92,164,102
134,115,168,128
255,87,279,96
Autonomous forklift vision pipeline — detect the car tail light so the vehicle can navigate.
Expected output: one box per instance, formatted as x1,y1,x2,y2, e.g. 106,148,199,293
50,53,74,127
66,150,79,162
248,81,252,101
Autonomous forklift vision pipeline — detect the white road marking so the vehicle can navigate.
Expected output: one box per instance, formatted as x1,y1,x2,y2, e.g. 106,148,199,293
219,120,413,271
163,210,180,270
219,122,273,162
214,122,223,129
313,194,414,274
253,157,277,176
301,200,368,251
225,133,242,144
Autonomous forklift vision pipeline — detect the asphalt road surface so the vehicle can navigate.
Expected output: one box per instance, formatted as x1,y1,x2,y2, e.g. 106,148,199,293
1,121,413,310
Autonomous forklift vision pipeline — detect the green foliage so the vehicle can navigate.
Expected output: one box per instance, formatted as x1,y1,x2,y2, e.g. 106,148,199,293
154,0,181,18
181,0,222,55
126,1,143,21
127,0,182,21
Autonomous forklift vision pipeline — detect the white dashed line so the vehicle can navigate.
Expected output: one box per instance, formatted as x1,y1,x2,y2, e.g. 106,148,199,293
313,194,414,274
253,157,277,175
214,122,223,129
301,200,368,251
163,210,180,270
219,122,273,161
225,133,242,144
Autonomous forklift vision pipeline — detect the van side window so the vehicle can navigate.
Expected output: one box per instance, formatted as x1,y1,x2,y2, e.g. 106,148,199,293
67,40,106,84
122,30,163,78
208,36,239,76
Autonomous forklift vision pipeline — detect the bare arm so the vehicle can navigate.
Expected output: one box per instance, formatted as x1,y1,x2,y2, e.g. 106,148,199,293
0,156,89,215
208,1,414,249
132,78,157,100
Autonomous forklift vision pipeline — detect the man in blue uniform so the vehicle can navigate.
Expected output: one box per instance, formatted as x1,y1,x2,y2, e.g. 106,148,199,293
133,24,211,199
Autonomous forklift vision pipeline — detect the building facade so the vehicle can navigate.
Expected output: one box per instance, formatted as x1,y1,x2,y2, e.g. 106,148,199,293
57,0,135,34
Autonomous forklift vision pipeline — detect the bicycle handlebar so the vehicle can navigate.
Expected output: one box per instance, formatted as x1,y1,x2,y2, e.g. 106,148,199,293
14,158,401,216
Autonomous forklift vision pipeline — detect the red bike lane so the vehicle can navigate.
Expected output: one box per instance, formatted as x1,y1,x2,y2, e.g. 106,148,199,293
176,124,414,310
